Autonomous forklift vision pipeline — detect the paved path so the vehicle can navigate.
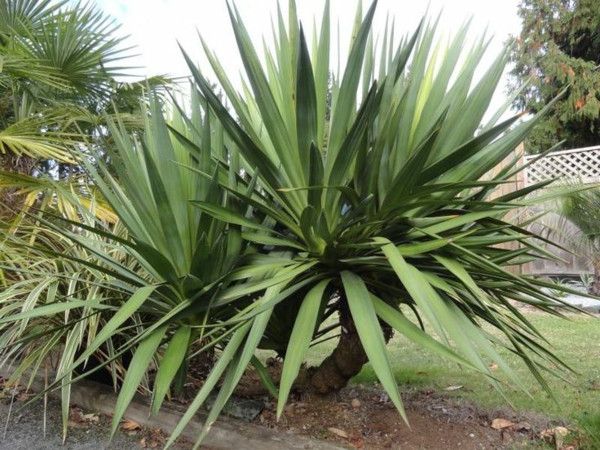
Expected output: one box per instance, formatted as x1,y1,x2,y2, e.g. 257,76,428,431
556,290,600,313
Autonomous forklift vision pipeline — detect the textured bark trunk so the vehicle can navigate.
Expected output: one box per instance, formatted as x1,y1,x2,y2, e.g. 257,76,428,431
310,294,393,394
0,152,37,220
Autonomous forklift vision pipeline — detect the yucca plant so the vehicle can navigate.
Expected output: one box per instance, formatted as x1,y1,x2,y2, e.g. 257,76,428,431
0,92,303,443
179,0,584,430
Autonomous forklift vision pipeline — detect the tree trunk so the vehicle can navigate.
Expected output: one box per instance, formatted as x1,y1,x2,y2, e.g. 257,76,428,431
310,294,393,394
0,152,37,220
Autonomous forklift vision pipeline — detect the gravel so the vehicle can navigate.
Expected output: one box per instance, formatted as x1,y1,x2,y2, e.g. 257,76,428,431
0,396,188,450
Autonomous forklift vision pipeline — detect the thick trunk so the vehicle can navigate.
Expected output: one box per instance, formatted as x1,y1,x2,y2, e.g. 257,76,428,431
0,153,37,220
188,339,216,381
310,295,393,394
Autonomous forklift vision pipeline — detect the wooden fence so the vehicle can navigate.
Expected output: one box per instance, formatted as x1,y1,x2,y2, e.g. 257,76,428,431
513,145,600,276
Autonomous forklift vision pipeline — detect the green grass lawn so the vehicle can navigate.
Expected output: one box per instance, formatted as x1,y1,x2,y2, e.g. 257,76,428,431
298,309,600,445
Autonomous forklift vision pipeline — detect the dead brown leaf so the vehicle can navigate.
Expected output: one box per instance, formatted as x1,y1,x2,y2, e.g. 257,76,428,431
69,406,84,423
121,419,142,431
540,428,555,439
511,421,531,431
491,418,515,430
82,413,100,423
67,420,89,429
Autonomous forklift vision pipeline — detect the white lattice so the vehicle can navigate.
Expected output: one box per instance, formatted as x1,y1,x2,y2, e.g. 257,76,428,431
524,145,600,186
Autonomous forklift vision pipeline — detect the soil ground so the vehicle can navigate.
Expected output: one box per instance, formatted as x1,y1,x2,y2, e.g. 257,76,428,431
253,385,569,449
1,374,575,449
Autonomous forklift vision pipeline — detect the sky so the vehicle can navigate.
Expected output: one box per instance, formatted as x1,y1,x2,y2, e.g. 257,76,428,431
95,0,523,110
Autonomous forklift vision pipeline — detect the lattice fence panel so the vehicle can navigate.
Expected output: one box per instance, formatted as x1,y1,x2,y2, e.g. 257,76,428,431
524,146,600,186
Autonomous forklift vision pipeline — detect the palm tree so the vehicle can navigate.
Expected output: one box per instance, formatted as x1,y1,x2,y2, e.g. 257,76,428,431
559,187,600,295
0,0,166,220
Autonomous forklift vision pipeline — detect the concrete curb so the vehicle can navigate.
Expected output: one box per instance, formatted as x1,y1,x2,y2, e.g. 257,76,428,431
5,371,345,450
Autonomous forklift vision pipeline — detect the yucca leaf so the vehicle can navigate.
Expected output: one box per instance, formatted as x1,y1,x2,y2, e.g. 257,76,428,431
63,286,156,380
180,46,289,206
250,355,279,398
326,0,377,172
377,239,448,344
421,113,521,182
196,303,274,446
0,300,107,324
378,241,514,391
110,326,167,437
341,270,407,423
152,326,192,414
163,321,251,449
295,27,318,184
190,201,278,235
314,0,330,147
371,295,482,372
277,279,330,417
226,3,302,187
217,262,317,304
324,82,378,221
241,231,305,251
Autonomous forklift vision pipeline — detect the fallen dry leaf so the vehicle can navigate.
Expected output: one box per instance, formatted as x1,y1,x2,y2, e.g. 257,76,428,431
491,418,515,430
511,421,531,431
69,406,85,423
554,427,569,436
67,420,89,429
328,427,349,439
443,385,463,391
554,426,569,449
121,419,142,431
83,413,100,423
